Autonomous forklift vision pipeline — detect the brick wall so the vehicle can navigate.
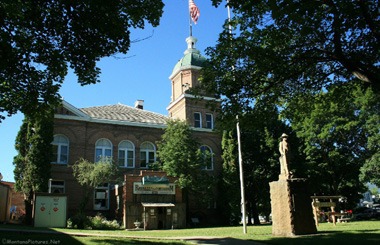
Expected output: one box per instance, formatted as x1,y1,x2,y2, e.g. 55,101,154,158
52,117,222,221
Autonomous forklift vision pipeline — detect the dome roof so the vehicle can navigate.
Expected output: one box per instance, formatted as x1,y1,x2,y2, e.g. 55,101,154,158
170,36,207,78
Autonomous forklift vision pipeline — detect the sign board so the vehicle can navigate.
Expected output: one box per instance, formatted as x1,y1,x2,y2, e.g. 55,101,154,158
133,182,175,195
313,202,336,208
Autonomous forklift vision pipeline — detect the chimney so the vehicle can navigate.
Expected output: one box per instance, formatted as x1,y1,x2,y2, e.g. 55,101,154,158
134,100,144,110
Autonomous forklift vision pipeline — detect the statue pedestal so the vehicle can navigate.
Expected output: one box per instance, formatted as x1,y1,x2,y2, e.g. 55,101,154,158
269,178,317,237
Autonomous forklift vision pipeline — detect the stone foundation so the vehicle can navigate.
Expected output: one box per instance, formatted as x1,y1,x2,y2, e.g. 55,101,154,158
269,178,317,236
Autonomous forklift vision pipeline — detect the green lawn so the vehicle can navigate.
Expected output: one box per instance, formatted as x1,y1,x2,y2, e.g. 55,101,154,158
1,221,379,244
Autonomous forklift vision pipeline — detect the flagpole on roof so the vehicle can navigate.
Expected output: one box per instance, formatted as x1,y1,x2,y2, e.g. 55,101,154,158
189,0,200,36
189,8,193,36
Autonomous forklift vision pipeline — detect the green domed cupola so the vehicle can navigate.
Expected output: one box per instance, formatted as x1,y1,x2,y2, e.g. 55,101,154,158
170,36,206,79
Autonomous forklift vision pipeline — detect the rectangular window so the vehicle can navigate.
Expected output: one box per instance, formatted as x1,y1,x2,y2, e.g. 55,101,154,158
96,149,112,163
194,112,201,128
140,152,147,168
148,152,155,163
94,183,109,210
95,149,103,162
127,150,134,167
52,145,59,163
118,150,125,167
52,145,68,164
49,180,65,194
105,149,112,157
119,150,135,168
60,145,68,163
140,151,155,168
206,114,213,129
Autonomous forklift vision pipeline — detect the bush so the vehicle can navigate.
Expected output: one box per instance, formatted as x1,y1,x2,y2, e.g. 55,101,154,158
67,213,120,230
67,213,90,229
89,213,120,230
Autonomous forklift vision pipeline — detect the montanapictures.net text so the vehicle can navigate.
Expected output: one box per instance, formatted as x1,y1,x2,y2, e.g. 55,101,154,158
2,239,61,245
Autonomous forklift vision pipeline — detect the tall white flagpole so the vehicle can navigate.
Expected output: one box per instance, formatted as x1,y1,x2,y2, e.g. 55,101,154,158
236,115,247,234
227,0,247,234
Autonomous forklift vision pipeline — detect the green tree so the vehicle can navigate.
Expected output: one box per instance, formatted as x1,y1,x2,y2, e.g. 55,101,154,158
218,130,240,225
216,96,292,225
13,108,54,224
360,155,380,187
358,87,380,186
157,119,215,223
203,0,379,116
239,98,293,225
283,83,378,207
0,0,164,121
72,158,119,214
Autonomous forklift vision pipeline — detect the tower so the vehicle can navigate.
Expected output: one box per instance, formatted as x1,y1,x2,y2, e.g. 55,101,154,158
167,36,218,129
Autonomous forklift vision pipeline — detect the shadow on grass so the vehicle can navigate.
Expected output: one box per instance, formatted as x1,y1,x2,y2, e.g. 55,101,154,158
0,225,191,245
84,238,192,244
184,237,261,244
264,231,380,245
0,229,84,244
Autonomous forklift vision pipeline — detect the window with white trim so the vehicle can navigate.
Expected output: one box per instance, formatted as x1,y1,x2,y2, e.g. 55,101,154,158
140,142,155,168
95,138,112,163
52,134,69,164
205,113,214,129
94,183,109,210
194,112,202,128
48,179,65,194
118,140,135,168
200,145,213,170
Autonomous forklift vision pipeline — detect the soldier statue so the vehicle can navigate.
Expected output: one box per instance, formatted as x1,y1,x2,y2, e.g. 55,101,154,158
279,133,291,179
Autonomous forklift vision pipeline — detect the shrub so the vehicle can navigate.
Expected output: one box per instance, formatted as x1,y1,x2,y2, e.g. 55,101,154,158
67,213,90,229
89,213,121,230
68,213,120,230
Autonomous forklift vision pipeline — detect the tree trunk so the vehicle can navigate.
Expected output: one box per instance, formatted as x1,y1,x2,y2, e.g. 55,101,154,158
251,202,261,225
23,191,33,225
79,187,91,214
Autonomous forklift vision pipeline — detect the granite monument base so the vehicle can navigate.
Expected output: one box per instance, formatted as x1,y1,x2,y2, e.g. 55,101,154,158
269,178,317,237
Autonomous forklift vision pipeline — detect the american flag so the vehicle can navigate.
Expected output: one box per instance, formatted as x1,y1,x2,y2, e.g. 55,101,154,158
189,0,200,24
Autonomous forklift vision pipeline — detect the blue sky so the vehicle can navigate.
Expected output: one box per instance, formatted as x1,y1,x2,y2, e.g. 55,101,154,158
0,0,229,182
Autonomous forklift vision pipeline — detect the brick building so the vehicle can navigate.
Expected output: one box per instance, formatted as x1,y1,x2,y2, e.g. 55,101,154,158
0,181,25,223
50,36,222,228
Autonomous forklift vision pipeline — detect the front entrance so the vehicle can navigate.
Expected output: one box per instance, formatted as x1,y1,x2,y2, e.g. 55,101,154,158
142,203,175,230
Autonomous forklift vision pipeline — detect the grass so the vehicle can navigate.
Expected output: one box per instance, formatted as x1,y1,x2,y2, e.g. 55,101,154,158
1,221,379,244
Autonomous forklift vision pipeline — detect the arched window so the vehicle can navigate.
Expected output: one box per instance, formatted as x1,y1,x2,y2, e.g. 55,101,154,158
200,145,213,170
140,142,156,168
95,138,112,163
118,140,135,168
52,134,69,164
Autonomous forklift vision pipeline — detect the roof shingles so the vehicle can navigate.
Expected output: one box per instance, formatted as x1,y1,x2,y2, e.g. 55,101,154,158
80,104,168,125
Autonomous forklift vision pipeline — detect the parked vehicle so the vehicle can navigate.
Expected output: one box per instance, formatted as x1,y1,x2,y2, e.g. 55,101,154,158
353,208,380,220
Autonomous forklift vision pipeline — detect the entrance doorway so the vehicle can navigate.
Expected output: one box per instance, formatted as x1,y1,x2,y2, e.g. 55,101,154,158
142,203,175,230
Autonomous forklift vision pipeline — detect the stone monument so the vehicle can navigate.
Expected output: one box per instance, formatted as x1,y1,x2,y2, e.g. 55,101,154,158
269,133,317,236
